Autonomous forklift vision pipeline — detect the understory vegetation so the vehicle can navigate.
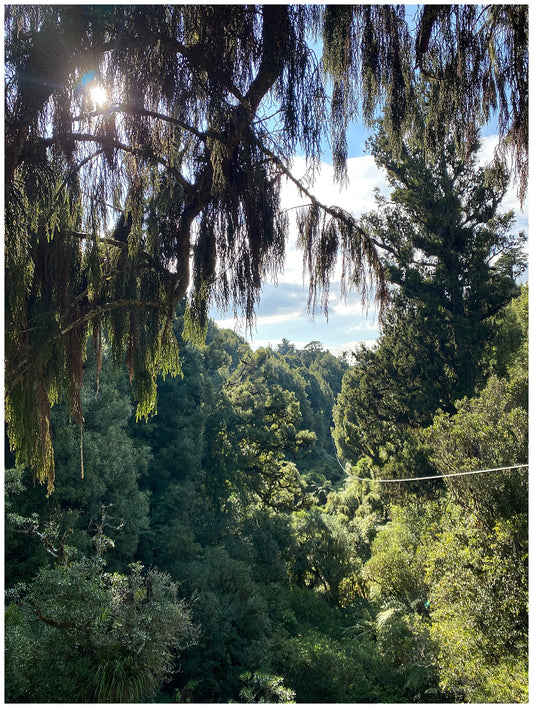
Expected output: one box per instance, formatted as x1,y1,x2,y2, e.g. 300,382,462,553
5,285,528,703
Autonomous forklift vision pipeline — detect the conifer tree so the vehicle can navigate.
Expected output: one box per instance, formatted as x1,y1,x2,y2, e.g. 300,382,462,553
333,126,525,468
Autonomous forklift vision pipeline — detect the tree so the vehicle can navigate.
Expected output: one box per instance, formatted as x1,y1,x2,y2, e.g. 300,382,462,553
332,307,457,469
320,5,528,202
363,124,526,395
332,125,525,469
50,351,151,564
172,546,272,702
239,671,296,704
425,502,528,702
5,515,196,703
131,326,224,572
482,283,528,380
209,348,315,512
5,5,528,489
362,501,438,607
5,349,152,583
290,507,356,605
426,375,528,528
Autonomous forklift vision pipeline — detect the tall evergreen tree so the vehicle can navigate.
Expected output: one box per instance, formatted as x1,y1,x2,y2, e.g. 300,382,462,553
364,124,526,394
333,127,525,469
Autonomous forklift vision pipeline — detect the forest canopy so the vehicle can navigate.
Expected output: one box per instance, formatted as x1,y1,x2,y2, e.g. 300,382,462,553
5,285,528,702
4,4,528,490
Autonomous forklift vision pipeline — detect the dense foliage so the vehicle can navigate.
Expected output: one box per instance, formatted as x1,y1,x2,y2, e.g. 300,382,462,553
6,283,527,702
332,132,526,471
5,4,528,489
4,4,528,703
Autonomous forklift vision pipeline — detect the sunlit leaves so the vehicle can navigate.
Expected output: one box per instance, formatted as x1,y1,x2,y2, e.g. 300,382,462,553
425,504,528,702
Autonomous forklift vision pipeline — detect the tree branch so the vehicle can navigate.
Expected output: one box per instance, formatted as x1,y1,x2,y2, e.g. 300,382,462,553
245,6,289,115
72,103,207,143
42,133,193,191
60,299,163,336
34,607,74,629
253,136,369,238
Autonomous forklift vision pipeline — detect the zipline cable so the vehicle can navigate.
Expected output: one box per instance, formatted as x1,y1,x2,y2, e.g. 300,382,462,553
336,457,528,484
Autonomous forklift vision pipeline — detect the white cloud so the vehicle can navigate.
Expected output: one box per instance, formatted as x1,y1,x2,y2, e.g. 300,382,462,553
277,155,390,285
248,338,312,352
214,316,243,330
280,155,388,214
477,134,500,165
344,320,380,335
329,340,377,359
478,135,528,232
328,299,366,318
246,337,378,357
213,308,307,338
212,275,382,356
255,310,303,326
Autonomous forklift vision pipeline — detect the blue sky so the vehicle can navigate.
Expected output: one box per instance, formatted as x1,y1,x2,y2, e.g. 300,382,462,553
211,124,529,358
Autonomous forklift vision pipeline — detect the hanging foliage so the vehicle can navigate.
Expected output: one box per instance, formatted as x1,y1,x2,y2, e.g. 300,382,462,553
4,5,528,489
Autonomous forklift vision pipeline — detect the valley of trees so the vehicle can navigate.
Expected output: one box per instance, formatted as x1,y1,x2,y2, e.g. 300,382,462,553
4,4,529,704
5,281,528,702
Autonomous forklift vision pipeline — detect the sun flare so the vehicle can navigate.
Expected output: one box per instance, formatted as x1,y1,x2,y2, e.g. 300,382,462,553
90,84,108,108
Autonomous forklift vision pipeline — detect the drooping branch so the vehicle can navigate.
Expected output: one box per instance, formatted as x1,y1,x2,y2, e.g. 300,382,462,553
5,4,527,493
45,133,194,191
71,103,208,143
59,299,163,336
251,136,388,316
